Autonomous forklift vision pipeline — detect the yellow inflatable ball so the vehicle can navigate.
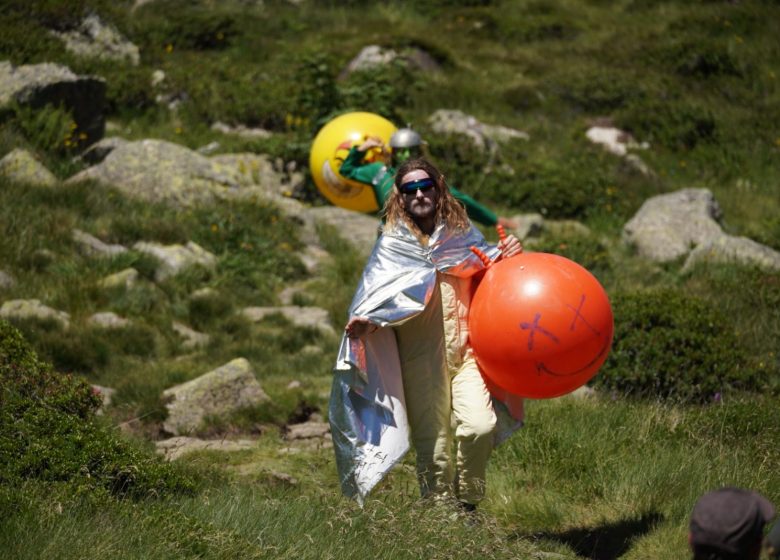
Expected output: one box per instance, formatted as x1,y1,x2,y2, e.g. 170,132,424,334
309,112,397,213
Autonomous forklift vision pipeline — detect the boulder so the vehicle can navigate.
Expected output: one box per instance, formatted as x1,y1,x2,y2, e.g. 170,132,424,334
91,384,116,415
586,126,652,176
509,213,545,240
340,45,440,78
683,234,780,272
67,139,239,207
78,136,128,165
133,240,217,282
0,299,70,328
162,358,268,436
210,153,281,191
307,205,380,256
100,268,139,290
172,321,211,349
72,229,127,257
241,305,335,335
156,436,256,461
87,311,130,329
211,121,273,139
0,270,15,291
50,15,140,66
0,149,58,187
623,188,724,263
285,419,331,440
428,109,529,152
0,61,105,148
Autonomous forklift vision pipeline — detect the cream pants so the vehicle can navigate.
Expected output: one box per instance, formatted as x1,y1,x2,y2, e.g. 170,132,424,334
394,276,496,504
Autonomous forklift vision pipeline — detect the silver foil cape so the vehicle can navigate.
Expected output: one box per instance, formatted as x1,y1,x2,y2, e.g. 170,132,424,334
329,221,503,503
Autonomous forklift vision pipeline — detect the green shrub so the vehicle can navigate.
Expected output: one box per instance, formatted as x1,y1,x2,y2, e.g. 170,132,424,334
527,232,612,282
0,320,194,497
543,65,640,113
10,103,84,155
133,1,239,51
594,289,759,402
339,60,416,125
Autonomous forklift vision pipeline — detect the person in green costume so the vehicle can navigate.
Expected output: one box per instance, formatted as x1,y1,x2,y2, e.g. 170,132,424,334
339,127,517,228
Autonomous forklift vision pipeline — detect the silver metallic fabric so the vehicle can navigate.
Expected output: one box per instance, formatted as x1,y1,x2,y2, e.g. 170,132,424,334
330,220,501,503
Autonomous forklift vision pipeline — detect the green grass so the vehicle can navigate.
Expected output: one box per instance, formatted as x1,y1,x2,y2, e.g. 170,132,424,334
1,0,779,557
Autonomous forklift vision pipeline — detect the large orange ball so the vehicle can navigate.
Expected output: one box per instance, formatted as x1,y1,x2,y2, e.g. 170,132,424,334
470,253,614,399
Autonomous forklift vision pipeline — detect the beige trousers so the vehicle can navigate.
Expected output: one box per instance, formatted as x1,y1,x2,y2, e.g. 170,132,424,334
394,277,497,504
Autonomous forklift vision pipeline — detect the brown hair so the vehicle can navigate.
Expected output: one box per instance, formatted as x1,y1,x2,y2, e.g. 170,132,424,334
383,158,470,237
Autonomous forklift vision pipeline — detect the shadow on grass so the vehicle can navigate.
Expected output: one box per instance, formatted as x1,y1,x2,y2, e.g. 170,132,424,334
515,512,664,560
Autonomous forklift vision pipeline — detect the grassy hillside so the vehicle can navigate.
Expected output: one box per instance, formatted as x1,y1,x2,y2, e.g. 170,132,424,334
1,1,779,558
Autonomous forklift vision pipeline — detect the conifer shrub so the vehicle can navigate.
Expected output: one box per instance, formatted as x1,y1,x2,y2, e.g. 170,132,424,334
0,320,194,498
593,289,759,402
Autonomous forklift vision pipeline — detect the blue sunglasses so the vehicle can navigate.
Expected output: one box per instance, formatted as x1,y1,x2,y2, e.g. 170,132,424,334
399,178,435,194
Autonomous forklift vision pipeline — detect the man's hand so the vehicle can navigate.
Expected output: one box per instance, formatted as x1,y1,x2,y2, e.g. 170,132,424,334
498,233,523,258
358,136,385,152
345,317,378,339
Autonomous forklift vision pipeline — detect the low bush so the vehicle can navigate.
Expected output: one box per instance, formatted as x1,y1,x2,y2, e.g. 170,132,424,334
527,232,612,282
616,96,717,150
0,320,194,498
594,289,759,402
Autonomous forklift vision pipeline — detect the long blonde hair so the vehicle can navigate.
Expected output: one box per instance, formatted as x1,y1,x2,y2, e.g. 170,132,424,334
383,158,470,238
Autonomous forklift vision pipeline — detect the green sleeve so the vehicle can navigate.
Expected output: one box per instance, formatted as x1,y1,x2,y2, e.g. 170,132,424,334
339,147,387,186
449,185,498,226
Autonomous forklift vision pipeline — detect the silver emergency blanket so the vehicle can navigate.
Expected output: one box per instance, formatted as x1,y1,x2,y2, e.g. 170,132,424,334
330,220,509,503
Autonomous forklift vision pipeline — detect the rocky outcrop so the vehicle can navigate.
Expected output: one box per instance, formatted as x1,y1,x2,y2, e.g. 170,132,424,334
172,321,211,349
0,271,15,291
624,188,780,271
87,312,130,329
162,358,269,436
72,229,128,258
0,299,70,328
156,436,256,461
0,149,58,187
307,205,380,256
91,384,116,415
428,109,529,152
211,121,272,139
585,126,652,176
50,15,140,66
67,139,239,207
241,305,335,335
133,241,217,282
99,268,139,290
0,61,105,148
683,234,780,272
340,45,440,78
79,137,129,165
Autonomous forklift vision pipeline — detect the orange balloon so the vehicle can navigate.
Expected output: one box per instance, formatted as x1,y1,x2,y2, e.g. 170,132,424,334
470,252,614,399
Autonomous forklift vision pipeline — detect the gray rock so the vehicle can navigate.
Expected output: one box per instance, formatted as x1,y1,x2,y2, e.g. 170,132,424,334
285,420,330,440
162,358,269,436
308,205,380,256
340,45,440,78
172,321,211,349
91,384,116,415
241,305,334,335
0,61,105,148
133,240,217,282
510,213,545,240
623,188,724,263
87,311,130,329
0,270,15,290
156,436,256,461
79,136,128,165
683,234,780,272
50,15,140,66
100,268,139,290
211,121,273,139
210,152,282,192
72,229,127,257
544,220,592,238
0,149,58,187
197,141,221,155
67,139,238,207
0,299,70,328
428,109,529,152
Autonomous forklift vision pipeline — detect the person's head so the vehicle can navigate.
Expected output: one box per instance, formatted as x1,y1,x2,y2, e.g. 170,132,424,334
389,127,425,166
384,158,469,237
689,487,775,560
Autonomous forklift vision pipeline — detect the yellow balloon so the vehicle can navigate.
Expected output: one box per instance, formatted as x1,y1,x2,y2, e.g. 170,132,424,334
309,112,397,213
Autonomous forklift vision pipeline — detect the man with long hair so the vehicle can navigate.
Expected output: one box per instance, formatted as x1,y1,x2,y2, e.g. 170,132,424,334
330,158,523,510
